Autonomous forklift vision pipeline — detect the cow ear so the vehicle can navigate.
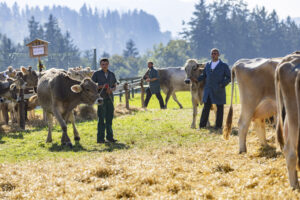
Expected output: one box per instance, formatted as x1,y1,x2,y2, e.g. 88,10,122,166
21,66,28,74
71,85,82,93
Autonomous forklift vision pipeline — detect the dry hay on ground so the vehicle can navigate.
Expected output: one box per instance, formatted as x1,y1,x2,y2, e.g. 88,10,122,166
74,105,97,121
0,132,299,199
114,104,145,117
0,104,298,199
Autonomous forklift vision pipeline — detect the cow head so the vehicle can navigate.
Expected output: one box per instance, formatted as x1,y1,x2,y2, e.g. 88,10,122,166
71,78,102,105
0,76,24,101
184,59,205,84
6,66,16,78
20,66,38,87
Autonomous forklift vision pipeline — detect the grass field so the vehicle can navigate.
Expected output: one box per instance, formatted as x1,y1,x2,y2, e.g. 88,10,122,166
0,86,299,199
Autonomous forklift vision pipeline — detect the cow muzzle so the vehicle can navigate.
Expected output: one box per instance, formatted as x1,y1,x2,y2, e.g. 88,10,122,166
184,79,191,84
95,97,103,105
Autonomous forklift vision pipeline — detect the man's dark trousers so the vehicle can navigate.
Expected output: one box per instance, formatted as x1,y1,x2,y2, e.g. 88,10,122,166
97,98,114,142
199,96,224,129
144,88,164,108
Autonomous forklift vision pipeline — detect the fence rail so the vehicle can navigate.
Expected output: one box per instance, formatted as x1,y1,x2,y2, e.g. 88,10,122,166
113,77,239,109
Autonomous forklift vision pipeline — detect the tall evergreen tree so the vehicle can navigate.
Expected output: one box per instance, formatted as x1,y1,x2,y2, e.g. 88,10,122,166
182,0,213,58
123,39,139,58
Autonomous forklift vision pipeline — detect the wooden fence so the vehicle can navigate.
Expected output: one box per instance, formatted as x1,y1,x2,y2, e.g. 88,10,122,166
114,77,239,109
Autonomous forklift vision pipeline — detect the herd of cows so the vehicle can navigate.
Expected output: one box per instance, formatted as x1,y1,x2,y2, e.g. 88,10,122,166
1,51,300,189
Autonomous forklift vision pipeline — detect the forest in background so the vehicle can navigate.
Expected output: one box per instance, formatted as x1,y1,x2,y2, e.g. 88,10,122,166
1,0,300,78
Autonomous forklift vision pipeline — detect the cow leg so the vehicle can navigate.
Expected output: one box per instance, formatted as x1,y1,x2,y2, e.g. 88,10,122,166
69,112,80,141
284,120,299,189
191,98,198,129
172,93,183,109
1,104,9,125
238,113,252,153
164,90,172,109
52,107,72,147
46,112,53,143
284,141,299,189
253,118,267,146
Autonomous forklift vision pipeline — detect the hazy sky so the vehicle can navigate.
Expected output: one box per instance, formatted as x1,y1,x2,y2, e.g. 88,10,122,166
2,0,300,37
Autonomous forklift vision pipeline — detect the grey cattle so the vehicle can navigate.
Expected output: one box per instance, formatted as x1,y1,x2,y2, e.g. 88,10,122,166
37,68,101,146
223,57,282,153
275,51,300,189
143,67,190,108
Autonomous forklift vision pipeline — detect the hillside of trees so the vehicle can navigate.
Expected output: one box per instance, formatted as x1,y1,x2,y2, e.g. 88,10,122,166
182,0,300,64
1,0,300,78
0,2,171,54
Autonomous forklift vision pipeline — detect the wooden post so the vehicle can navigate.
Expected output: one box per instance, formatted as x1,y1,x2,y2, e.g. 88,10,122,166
131,80,134,98
19,88,25,129
119,92,122,103
92,48,97,70
140,79,145,108
124,83,129,109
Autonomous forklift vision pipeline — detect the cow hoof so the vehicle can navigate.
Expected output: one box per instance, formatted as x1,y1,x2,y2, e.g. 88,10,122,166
74,136,80,141
239,150,247,154
46,139,52,143
191,124,196,129
62,142,73,148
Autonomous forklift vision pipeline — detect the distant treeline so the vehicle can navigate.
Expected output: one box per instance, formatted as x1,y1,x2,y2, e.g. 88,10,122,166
1,0,300,78
0,2,171,54
182,0,300,64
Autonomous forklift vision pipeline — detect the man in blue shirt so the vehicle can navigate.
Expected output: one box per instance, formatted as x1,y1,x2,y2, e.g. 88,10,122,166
92,58,117,143
194,48,231,130
143,62,165,109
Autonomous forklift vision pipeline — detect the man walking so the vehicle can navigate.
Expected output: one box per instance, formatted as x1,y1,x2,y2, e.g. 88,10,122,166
195,48,231,130
143,61,165,109
92,58,117,143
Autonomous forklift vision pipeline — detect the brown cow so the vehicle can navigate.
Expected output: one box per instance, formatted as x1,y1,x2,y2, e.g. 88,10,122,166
275,51,300,189
37,68,102,146
184,59,213,128
223,57,282,153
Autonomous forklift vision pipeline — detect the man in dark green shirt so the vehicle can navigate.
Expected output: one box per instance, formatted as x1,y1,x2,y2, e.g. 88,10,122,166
143,61,165,109
92,58,117,143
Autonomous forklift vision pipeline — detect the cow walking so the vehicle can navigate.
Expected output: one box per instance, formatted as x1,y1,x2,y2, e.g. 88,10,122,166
37,68,101,147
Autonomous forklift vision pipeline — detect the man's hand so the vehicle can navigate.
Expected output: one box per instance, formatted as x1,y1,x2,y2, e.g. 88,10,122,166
146,78,151,82
106,87,112,94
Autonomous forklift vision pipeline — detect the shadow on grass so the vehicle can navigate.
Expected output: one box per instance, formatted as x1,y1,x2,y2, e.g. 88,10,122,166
255,145,282,159
48,141,129,153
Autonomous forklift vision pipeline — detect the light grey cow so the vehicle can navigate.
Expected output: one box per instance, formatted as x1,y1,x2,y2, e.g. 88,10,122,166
143,67,190,108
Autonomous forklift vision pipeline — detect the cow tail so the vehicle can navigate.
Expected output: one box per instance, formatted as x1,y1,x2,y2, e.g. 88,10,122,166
223,67,235,140
275,68,284,150
295,72,300,169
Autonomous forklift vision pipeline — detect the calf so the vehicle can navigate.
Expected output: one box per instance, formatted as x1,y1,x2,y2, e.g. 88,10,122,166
37,69,101,146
